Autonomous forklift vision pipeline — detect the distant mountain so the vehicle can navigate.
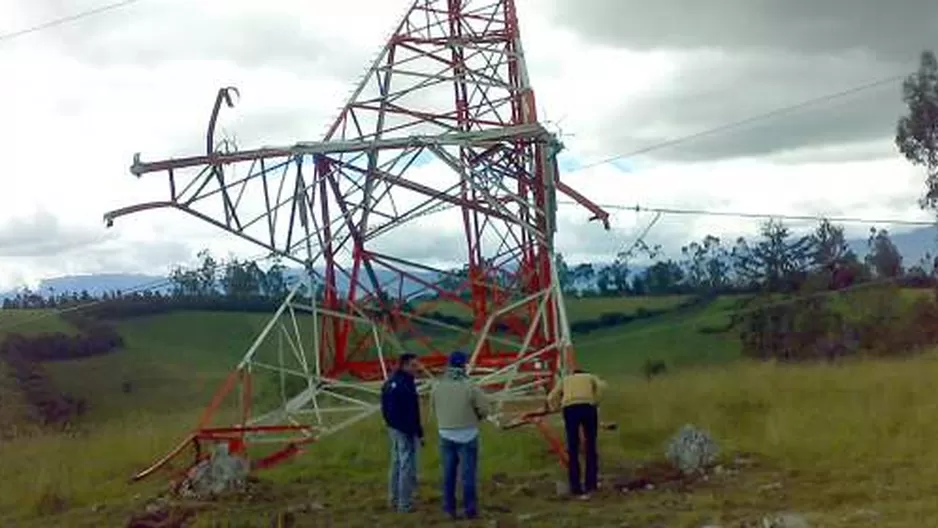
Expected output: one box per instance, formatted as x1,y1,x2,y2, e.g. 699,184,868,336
847,226,938,266
1,267,442,301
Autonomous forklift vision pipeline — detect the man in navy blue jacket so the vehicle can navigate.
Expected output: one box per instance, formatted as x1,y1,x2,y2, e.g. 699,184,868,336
381,353,424,513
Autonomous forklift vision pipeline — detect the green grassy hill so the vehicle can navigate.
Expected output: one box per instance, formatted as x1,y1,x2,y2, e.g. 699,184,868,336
38,295,738,425
0,310,80,437
6,294,936,526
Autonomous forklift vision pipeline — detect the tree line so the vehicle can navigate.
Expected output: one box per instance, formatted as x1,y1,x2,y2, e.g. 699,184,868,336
553,219,926,297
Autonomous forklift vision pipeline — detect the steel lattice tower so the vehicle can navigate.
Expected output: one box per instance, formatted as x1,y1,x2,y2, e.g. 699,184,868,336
106,0,609,485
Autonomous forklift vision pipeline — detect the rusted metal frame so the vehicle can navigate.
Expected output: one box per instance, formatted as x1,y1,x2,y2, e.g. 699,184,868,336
555,178,611,229
353,147,426,228
470,227,535,342
466,51,514,125
283,157,303,262
177,157,290,214
352,98,510,134
331,156,522,226
130,128,545,177
206,86,239,155
321,165,387,370
259,158,275,252
230,157,261,220
366,250,473,306
310,174,350,374
212,164,241,231
381,40,512,92
350,99,462,136
360,183,466,242
421,2,505,28
432,144,543,242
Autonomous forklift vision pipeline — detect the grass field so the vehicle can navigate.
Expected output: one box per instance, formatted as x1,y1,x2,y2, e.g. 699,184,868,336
0,309,77,337
2,295,936,526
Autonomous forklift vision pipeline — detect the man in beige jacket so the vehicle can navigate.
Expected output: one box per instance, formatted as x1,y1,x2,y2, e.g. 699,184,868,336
547,368,607,498
430,351,492,520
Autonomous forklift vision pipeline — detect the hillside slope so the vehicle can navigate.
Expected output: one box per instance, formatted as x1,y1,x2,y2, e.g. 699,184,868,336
3,354,938,526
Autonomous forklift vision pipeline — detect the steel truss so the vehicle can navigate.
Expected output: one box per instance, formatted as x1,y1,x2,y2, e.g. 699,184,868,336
107,0,609,484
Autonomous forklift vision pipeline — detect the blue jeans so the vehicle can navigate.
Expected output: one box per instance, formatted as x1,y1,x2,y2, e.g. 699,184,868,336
388,428,417,512
439,436,478,518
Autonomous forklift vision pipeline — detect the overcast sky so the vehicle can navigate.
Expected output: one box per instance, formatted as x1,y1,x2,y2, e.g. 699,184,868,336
0,0,935,290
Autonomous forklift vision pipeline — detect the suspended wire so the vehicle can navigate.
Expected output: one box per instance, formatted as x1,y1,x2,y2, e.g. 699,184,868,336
0,0,143,44
568,73,906,173
557,200,935,228
617,211,662,261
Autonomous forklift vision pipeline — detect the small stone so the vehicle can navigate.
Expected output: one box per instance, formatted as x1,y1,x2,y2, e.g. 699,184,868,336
759,482,783,491
517,513,538,522
555,480,569,497
714,465,725,475
644,483,655,490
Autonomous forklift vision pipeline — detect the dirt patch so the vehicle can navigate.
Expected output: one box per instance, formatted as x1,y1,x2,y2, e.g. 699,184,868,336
125,499,198,528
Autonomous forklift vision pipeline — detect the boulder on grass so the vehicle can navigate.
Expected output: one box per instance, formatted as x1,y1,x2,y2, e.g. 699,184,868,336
665,424,719,475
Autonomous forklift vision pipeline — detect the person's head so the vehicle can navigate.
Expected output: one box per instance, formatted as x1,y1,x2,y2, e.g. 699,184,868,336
398,353,419,375
448,350,468,370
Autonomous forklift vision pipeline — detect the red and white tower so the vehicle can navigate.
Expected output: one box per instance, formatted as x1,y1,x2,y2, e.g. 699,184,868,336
106,0,609,485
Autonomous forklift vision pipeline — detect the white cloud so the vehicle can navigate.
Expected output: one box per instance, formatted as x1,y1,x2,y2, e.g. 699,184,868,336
0,0,932,291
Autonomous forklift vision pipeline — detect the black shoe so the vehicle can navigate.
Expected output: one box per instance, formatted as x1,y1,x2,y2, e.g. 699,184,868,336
465,511,478,520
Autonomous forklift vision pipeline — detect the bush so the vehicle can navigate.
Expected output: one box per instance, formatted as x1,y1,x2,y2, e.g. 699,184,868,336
642,359,667,379
735,285,938,362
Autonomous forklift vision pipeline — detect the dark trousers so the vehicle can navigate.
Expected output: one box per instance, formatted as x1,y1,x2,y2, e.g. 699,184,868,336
562,403,598,495
440,436,478,518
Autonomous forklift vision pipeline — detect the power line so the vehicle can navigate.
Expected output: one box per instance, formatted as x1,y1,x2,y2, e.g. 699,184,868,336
569,73,906,172
0,0,143,44
558,200,935,228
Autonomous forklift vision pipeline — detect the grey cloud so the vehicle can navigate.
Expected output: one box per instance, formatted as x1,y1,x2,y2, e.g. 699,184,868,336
546,0,938,60
0,211,115,257
541,0,935,162
594,51,911,162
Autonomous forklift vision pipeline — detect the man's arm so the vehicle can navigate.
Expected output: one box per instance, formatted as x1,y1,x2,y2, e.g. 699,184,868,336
592,375,607,402
471,385,492,419
408,378,424,439
546,380,563,411
380,379,394,425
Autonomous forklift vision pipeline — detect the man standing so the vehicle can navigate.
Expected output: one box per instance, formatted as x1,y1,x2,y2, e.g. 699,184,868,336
381,353,423,513
430,350,492,520
547,368,607,499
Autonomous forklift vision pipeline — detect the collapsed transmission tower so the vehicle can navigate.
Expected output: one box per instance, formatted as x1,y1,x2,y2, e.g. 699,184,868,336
105,0,610,487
